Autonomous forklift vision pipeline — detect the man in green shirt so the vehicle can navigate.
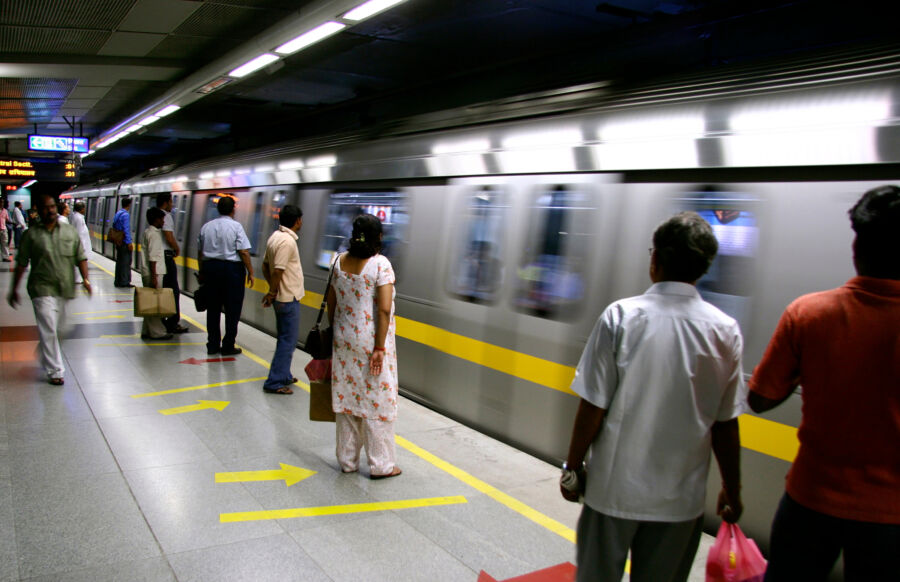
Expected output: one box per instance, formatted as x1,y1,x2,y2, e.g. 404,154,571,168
7,194,92,385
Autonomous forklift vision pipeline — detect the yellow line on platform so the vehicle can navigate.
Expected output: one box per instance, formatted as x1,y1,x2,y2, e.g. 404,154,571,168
394,435,576,543
131,376,268,398
220,496,468,523
89,259,115,277
100,334,139,338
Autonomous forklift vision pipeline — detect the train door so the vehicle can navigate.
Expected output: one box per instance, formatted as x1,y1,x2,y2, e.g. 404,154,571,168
171,191,191,287
102,196,118,258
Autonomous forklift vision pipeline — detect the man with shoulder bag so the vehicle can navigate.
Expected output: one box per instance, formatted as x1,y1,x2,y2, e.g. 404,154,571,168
111,198,134,287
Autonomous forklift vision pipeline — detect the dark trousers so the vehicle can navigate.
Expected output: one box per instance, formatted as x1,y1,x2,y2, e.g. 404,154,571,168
203,259,245,352
13,226,23,248
114,244,132,286
765,493,900,582
162,252,181,331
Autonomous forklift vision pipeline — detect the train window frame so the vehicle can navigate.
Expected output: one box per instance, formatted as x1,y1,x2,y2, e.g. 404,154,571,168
512,184,594,320
316,190,409,280
248,191,265,257
446,186,509,304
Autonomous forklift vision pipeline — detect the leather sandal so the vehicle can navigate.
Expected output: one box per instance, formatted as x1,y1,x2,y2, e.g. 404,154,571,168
263,386,293,395
370,467,402,480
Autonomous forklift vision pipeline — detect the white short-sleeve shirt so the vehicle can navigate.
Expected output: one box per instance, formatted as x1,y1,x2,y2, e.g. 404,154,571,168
162,210,176,250
571,281,745,522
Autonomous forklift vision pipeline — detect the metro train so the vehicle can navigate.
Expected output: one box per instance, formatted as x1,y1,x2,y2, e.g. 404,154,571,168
67,50,900,564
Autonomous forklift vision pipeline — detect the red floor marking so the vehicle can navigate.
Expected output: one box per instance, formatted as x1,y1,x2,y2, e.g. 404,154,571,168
478,562,576,582
179,357,237,365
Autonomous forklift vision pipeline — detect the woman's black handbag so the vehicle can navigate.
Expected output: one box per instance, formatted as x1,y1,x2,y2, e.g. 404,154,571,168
303,257,338,360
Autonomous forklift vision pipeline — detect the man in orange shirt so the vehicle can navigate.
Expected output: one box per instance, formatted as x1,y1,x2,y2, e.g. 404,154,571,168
748,185,899,581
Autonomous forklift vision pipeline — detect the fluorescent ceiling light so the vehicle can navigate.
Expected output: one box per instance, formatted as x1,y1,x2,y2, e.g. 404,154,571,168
730,94,890,132
156,105,180,117
275,22,345,55
307,154,336,167
229,53,280,78
278,159,305,170
22,180,37,188
199,171,215,179
502,128,583,149
601,113,704,142
254,164,275,172
216,170,232,177
432,139,490,155
343,0,407,22
126,124,142,133
138,115,160,127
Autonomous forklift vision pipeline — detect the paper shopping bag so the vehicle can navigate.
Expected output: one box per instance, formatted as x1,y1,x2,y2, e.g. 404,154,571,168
134,287,177,317
309,379,336,422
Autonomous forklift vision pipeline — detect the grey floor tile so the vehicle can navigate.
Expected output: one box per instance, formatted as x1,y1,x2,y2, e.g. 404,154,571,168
79,382,172,419
0,481,18,582
290,512,476,582
7,421,119,485
1,382,94,427
397,493,574,578
12,472,161,579
98,413,218,471
505,477,582,531
67,353,148,385
123,459,284,554
167,533,332,582
22,556,176,582
394,398,458,434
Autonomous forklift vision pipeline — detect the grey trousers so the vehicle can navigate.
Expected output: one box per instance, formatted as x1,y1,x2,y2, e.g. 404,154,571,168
575,505,703,582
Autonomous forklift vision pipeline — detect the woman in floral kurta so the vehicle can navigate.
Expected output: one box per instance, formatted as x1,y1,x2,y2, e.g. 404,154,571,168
326,214,401,478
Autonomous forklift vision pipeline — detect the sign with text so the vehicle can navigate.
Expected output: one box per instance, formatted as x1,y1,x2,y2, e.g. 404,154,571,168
28,135,89,154
0,157,78,182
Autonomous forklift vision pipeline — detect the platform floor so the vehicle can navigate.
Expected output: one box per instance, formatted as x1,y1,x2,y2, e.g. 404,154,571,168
1,253,714,581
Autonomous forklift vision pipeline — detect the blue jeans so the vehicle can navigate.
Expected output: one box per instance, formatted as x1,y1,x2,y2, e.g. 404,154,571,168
765,493,900,582
263,300,300,390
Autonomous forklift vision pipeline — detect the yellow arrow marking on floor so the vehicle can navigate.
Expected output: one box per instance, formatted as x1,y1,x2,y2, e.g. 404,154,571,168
215,463,317,487
159,399,230,415
132,376,268,399
220,495,468,523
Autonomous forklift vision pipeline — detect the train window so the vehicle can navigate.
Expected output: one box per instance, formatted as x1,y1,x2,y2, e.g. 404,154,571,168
204,194,221,224
248,192,265,256
267,191,287,236
448,186,507,303
514,185,592,319
317,191,408,278
677,186,759,332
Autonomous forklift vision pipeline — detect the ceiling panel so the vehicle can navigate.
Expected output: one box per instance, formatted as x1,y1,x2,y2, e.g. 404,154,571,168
0,26,111,55
0,0,136,30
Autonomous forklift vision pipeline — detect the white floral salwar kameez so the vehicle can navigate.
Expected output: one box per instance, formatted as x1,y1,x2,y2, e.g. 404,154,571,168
330,253,398,474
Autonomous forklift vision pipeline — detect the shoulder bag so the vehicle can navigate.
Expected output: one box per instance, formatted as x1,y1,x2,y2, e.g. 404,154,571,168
107,225,125,246
302,256,338,360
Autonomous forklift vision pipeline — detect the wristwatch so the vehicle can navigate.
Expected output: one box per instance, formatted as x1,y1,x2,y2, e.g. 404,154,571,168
560,461,585,494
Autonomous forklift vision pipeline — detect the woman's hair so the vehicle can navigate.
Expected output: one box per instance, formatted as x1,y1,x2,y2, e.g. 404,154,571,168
347,213,383,259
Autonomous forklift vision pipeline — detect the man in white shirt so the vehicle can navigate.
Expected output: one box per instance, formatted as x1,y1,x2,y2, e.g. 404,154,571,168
140,207,171,340
11,201,26,248
198,195,253,355
261,204,305,394
156,193,189,334
560,211,745,582
70,201,92,283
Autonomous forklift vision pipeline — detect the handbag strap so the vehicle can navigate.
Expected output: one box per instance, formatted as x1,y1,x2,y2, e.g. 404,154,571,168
314,254,339,327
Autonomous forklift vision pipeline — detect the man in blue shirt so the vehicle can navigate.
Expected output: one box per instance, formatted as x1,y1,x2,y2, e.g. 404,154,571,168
198,195,254,355
112,197,134,287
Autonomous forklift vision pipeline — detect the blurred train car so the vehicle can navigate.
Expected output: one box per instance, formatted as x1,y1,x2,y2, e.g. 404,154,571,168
68,49,900,568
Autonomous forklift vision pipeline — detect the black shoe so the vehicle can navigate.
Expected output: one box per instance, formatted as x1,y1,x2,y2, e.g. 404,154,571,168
207,348,220,355
169,325,190,334
144,334,173,341
221,347,242,356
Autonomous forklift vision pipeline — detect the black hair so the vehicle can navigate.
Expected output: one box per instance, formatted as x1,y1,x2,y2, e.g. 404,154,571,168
849,185,900,278
57,201,68,214
348,214,383,259
156,192,172,208
652,211,718,283
120,197,132,208
74,201,85,212
146,206,165,224
279,204,303,227
217,195,235,216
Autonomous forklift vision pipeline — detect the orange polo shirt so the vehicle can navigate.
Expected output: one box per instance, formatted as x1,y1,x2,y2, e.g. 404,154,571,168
749,276,900,524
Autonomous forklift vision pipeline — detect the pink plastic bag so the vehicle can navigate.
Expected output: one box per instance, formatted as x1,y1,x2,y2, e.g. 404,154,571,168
706,522,767,582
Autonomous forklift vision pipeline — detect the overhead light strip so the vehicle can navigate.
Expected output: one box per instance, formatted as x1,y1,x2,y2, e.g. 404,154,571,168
275,21,345,55
229,53,280,78
343,0,407,22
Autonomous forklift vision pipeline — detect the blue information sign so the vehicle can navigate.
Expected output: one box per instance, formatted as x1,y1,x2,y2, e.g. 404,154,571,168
28,135,90,154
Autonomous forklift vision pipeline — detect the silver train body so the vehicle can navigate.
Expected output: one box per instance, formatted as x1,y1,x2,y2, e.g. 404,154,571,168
68,52,900,560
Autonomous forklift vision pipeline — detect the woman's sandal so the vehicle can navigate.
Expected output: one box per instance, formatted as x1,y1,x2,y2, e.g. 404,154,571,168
48,378,64,386
370,467,402,480
263,386,293,395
